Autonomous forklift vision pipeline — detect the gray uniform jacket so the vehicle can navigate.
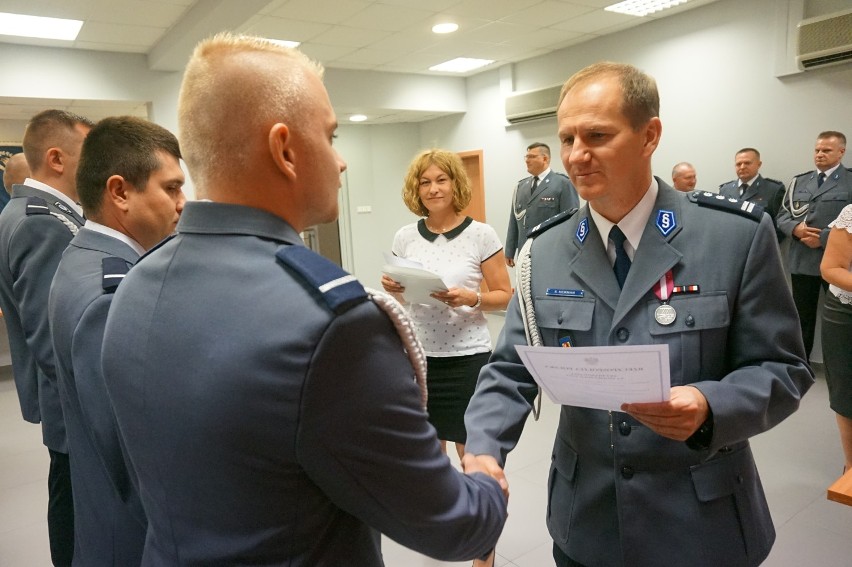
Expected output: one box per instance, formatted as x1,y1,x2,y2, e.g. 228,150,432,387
48,228,146,566
466,181,813,567
718,175,785,241
776,164,852,275
0,184,83,451
101,201,507,566
506,170,578,258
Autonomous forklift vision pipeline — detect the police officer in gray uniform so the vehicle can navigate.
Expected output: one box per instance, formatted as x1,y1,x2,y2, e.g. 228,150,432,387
718,147,785,241
0,109,92,566
48,116,186,565
777,131,851,358
100,34,507,566
464,63,813,567
505,142,578,266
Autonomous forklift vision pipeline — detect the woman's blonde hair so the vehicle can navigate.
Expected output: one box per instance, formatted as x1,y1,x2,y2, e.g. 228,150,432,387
402,149,471,217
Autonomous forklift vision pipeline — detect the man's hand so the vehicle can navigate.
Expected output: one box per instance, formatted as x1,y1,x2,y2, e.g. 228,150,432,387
794,222,823,249
621,386,709,441
505,256,515,267
462,453,509,500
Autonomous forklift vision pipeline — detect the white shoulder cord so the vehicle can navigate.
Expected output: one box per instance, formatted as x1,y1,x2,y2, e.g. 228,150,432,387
365,287,428,411
49,212,79,236
516,237,543,420
782,174,808,219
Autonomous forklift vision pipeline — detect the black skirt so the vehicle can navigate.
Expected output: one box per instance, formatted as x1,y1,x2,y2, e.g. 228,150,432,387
425,352,491,443
822,291,852,418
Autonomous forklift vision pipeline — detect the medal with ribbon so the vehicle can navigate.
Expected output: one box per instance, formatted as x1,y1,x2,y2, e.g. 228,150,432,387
654,270,676,325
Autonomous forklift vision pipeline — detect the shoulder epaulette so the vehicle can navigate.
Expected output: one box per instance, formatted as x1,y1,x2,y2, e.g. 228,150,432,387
794,170,814,178
764,177,784,186
527,207,579,238
689,191,764,222
553,171,570,179
25,196,50,216
718,180,734,189
102,257,131,293
276,244,367,315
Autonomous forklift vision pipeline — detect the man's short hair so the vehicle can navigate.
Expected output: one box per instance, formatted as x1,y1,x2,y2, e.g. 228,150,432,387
558,62,659,130
736,148,760,159
818,131,846,147
178,32,323,192
22,109,94,172
402,149,471,217
76,116,181,214
671,162,694,177
527,142,550,158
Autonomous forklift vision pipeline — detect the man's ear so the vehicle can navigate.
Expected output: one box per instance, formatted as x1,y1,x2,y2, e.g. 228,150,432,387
269,123,296,180
45,147,64,175
105,175,130,212
643,117,662,156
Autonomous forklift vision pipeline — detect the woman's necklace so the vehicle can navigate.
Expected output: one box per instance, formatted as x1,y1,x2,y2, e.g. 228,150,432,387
426,215,462,234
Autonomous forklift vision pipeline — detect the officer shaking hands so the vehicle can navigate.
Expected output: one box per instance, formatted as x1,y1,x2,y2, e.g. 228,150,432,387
99,33,506,566
463,62,813,567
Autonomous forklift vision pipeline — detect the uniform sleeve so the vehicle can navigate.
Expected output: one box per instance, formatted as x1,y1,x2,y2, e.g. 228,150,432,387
296,301,507,561
775,183,800,238
464,294,540,466
691,215,814,449
559,175,580,212
70,294,144,524
10,215,74,380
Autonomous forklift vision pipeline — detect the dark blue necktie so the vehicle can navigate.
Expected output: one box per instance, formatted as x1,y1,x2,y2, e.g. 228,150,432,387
610,226,631,289
818,172,826,187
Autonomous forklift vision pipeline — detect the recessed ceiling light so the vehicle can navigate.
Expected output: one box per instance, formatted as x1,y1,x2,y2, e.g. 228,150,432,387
432,23,459,34
266,38,301,48
349,114,367,122
605,0,688,17
429,57,494,73
0,11,83,41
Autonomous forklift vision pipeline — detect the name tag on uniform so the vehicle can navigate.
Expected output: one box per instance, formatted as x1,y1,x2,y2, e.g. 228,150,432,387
546,288,584,298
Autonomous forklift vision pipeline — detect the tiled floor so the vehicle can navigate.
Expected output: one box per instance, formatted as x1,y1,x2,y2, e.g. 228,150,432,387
1,363,850,566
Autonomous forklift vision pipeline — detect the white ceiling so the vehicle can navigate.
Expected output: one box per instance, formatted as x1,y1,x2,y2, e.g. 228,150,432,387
0,0,721,122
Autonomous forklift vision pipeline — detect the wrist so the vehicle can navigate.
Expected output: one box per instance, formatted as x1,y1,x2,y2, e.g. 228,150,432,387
471,291,482,309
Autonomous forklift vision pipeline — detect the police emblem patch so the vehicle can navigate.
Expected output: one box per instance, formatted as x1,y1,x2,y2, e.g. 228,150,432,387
655,210,676,236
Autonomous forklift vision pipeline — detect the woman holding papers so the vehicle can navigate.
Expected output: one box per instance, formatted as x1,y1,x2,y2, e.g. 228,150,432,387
382,149,511,461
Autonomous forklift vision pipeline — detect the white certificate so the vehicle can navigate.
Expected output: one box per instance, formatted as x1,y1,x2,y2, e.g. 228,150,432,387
514,344,670,411
382,253,449,307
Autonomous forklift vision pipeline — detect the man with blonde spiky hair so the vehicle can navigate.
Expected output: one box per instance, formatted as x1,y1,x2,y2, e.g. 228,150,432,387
101,33,507,566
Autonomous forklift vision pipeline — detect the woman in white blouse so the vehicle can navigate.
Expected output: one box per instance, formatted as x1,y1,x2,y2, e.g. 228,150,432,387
381,149,511,460
820,204,852,472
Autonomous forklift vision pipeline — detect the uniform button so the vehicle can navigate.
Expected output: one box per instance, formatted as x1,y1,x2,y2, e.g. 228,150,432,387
621,466,634,479
619,421,631,436
557,315,563,324
685,314,695,327
616,328,630,342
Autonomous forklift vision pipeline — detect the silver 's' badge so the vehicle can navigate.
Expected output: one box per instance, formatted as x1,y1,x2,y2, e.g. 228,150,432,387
655,304,677,326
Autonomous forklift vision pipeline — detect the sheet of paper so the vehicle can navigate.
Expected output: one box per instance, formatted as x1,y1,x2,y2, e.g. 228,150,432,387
382,252,423,270
514,344,670,411
381,263,449,307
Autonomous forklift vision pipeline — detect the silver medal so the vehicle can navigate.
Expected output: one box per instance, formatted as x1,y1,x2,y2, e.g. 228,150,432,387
655,304,676,326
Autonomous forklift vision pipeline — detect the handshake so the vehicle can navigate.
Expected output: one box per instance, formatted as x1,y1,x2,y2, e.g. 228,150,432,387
462,453,510,500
